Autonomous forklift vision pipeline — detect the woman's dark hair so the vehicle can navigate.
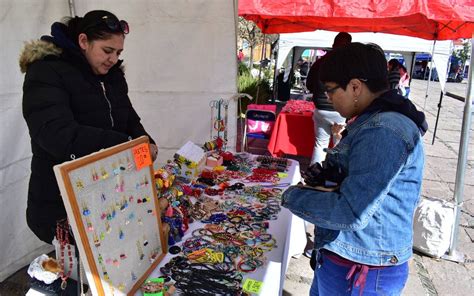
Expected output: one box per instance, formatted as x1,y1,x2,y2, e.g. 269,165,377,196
63,10,126,47
388,58,401,70
319,42,389,93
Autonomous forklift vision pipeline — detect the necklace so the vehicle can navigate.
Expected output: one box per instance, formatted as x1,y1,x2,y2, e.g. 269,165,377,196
56,219,74,290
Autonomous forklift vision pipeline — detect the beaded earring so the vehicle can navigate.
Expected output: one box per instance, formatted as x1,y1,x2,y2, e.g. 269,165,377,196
100,166,109,179
75,178,84,190
136,240,144,260
92,168,99,181
82,202,90,216
85,217,93,231
93,232,101,247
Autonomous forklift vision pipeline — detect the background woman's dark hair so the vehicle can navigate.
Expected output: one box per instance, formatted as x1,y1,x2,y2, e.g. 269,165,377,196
388,58,401,70
63,10,124,47
319,42,389,93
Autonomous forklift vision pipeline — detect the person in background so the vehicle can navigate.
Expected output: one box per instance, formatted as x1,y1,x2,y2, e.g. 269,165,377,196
20,10,158,244
306,32,352,165
237,48,244,62
282,42,427,296
388,59,403,94
399,64,411,98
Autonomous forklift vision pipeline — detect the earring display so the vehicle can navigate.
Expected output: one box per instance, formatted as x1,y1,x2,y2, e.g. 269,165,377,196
54,136,166,296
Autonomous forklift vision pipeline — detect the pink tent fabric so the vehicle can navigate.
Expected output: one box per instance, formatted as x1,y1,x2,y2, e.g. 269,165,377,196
239,0,474,40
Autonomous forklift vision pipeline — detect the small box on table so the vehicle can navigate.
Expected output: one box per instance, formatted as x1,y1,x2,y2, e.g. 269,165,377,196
173,141,206,179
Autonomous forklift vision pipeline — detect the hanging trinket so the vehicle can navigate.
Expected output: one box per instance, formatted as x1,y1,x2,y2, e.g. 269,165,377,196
119,159,126,171
118,283,125,291
136,240,144,260
86,217,93,231
82,202,90,216
101,193,106,202
127,157,133,170
131,271,137,281
75,178,84,190
143,235,148,246
100,166,109,179
120,196,128,212
93,232,101,247
92,168,99,181
119,228,124,240
112,162,120,176
115,176,124,192
105,221,112,234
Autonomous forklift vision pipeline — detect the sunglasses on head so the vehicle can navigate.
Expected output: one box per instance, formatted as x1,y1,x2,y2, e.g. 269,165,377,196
84,15,129,34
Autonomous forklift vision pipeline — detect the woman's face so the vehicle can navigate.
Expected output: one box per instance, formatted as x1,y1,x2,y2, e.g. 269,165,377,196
324,82,355,118
324,79,364,118
79,33,124,75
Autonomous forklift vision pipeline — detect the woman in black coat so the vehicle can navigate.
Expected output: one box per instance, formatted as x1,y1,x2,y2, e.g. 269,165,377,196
19,10,158,244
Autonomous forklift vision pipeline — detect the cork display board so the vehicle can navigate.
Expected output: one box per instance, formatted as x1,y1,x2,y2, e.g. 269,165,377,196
54,136,166,296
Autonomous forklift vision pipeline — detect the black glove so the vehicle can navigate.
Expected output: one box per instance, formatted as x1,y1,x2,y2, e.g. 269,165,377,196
302,162,326,187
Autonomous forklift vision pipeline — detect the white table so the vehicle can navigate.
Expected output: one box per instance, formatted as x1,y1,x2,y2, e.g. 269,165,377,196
136,159,307,296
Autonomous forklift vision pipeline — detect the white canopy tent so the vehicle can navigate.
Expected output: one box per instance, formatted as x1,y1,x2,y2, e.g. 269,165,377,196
0,0,238,281
277,30,453,91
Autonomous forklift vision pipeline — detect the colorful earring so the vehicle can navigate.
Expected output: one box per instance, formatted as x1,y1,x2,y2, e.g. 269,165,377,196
100,166,109,179
86,217,93,231
76,178,84,190
82,202,90,216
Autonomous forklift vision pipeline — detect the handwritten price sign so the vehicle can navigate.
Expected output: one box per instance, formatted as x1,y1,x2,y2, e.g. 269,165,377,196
242,278,263,294
132,143,152,171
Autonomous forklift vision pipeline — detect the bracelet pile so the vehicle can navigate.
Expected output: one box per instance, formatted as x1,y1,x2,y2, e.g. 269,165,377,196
153,153,291,295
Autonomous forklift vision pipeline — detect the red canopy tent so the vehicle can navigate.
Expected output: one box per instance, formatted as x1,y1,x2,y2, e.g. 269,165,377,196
239,0,474,40
239,0,474,261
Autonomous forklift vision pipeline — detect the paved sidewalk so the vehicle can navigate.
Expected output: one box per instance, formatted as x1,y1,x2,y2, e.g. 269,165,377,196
283,79,474,296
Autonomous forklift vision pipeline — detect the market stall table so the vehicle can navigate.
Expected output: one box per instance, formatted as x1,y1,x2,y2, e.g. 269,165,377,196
138,158,306,296
268,111,315,157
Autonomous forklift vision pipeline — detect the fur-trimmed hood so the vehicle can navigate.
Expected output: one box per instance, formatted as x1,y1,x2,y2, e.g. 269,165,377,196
19,40,62,73
19,22,124,74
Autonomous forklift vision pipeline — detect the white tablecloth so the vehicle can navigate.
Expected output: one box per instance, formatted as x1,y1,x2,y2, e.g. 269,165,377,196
136,159,306,296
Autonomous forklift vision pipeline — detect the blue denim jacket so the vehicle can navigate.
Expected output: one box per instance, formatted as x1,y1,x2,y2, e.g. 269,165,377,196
282,109,424,266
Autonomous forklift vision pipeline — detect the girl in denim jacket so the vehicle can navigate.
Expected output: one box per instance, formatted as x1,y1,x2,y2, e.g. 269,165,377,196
282,43,427,296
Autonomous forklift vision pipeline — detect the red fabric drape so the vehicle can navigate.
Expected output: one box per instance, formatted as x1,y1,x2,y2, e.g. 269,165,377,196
239,0,474,40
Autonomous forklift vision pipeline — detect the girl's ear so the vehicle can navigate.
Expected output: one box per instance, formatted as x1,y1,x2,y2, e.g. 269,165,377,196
350,78,363,96
78,33,89,50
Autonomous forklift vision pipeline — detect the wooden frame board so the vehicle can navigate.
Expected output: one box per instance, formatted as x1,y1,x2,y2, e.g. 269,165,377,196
54,136,166,296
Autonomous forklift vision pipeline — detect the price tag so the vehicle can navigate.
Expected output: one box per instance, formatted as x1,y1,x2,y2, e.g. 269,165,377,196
242,278,263,294
132,143,152,171
277,172,288,179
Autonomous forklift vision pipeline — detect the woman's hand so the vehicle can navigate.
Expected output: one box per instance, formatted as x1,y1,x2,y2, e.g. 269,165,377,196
150,143,158,161
331,123,345,144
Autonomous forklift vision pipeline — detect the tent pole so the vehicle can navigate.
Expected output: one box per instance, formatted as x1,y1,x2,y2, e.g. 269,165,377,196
443,34,474,263
256,34,266,103
423,40,437,110
431,91,444,145
272,37,280,102
68,0,76,17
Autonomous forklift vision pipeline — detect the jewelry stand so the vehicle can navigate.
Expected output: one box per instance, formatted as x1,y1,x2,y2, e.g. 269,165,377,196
209,98,229,150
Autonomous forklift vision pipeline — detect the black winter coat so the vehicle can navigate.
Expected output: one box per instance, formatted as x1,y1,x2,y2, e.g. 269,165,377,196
20,23,154,243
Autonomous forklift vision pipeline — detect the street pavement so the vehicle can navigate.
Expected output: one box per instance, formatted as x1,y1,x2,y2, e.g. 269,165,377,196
282,79,474,296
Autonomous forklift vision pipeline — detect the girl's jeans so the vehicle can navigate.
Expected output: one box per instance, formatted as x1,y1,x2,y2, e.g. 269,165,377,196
310,251,409,296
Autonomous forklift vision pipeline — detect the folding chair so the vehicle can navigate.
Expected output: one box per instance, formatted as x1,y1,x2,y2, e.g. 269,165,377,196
242,104,277,153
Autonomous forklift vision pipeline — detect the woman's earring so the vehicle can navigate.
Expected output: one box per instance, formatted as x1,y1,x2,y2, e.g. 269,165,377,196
354,98,359,110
